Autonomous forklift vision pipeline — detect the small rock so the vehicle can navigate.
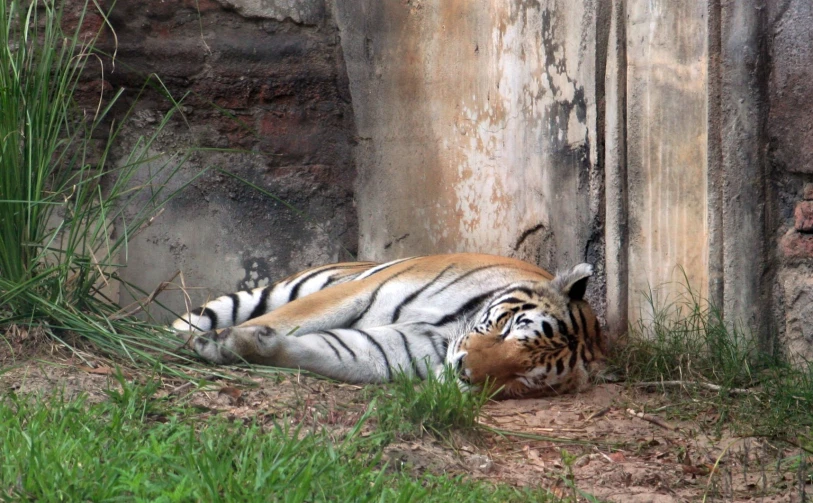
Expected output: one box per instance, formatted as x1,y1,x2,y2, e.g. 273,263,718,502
468,454,494,473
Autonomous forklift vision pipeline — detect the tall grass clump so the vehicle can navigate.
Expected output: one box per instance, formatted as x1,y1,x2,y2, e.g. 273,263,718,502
615,285,759,390
372,366,492,438
613,282,813,441
0,0,201,362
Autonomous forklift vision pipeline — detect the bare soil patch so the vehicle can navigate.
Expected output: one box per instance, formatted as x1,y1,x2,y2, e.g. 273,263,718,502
1,339,808,502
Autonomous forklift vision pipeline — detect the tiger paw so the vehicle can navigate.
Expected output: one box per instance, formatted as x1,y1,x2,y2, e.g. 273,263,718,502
193,328,242,364
192,325,279,365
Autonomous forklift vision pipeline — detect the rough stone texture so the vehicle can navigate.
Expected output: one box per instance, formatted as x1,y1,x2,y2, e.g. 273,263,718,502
624,0,711,321
780,229,813,260
768,0,813,174
77,0,358,320
804,183,813,201
603,0,627,340
215,0,325,25
720,0,772,346
795,201,813,232
780,269,813,363
768,0,813,359
334,0,606,315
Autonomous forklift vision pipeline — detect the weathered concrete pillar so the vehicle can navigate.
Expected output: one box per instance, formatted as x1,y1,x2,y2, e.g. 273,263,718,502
334,1,605,301
706,0,725,313
624,0,712,322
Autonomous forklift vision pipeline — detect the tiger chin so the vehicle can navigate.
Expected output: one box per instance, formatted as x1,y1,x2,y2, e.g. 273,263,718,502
171,253,607,399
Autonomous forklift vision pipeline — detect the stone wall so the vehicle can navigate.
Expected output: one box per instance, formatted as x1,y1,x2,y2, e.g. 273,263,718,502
72,0,813,359
771,0,813,362
80,0,358,320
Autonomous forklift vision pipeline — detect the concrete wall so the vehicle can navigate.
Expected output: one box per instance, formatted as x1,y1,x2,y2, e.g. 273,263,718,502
331,0,812,360
75,0,813,359
334,0,607,309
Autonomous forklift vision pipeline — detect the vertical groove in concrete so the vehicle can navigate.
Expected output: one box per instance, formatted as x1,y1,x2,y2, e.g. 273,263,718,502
604,0,628,339
720,1,770,344
590,0,612,328
706,0,724,312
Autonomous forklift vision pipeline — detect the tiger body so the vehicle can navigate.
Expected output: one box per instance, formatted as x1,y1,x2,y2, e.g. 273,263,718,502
173,253,606,398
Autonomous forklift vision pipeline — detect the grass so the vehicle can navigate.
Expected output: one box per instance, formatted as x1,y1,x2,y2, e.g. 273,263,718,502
0,376,560,502
0,0,204,369
616,287,758,390
371,366,492,438
610,284,813,447
0,0,806,499
608,286,813,500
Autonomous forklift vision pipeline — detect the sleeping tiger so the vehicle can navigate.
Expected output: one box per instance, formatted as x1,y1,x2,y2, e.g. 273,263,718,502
172,253,606,399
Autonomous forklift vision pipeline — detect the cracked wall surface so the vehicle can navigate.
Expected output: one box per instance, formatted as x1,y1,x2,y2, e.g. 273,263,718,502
335,1,606,313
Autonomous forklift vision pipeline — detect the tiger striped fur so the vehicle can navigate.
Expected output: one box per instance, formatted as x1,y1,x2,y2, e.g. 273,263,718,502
172,253,606,398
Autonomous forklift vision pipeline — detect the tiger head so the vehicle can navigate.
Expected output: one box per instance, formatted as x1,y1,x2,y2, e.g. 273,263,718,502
447,263,606,399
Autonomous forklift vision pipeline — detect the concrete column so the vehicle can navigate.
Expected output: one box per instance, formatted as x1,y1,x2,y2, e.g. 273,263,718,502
625,0,711,321
706,0,725,312
335,0,604,294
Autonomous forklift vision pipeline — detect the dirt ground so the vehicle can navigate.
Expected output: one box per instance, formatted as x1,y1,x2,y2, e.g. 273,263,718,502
1,335,809,503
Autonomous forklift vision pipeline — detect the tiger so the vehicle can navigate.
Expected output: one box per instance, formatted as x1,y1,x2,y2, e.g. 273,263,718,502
172,253,606,399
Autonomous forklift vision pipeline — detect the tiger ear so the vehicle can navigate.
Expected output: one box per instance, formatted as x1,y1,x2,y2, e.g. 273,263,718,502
551,263,593,301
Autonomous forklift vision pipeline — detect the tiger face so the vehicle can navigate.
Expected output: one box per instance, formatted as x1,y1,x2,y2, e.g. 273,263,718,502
447,264,605,399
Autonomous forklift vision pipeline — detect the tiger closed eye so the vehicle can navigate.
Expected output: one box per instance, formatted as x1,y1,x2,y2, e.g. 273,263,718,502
542,321,554,338
515,317,532,327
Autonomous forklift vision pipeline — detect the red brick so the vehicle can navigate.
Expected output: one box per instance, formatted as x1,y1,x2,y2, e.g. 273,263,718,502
781,229,813,259
796,201,813,232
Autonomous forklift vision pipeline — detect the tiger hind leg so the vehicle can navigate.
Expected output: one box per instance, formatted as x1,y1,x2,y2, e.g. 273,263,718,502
192,323,449,383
